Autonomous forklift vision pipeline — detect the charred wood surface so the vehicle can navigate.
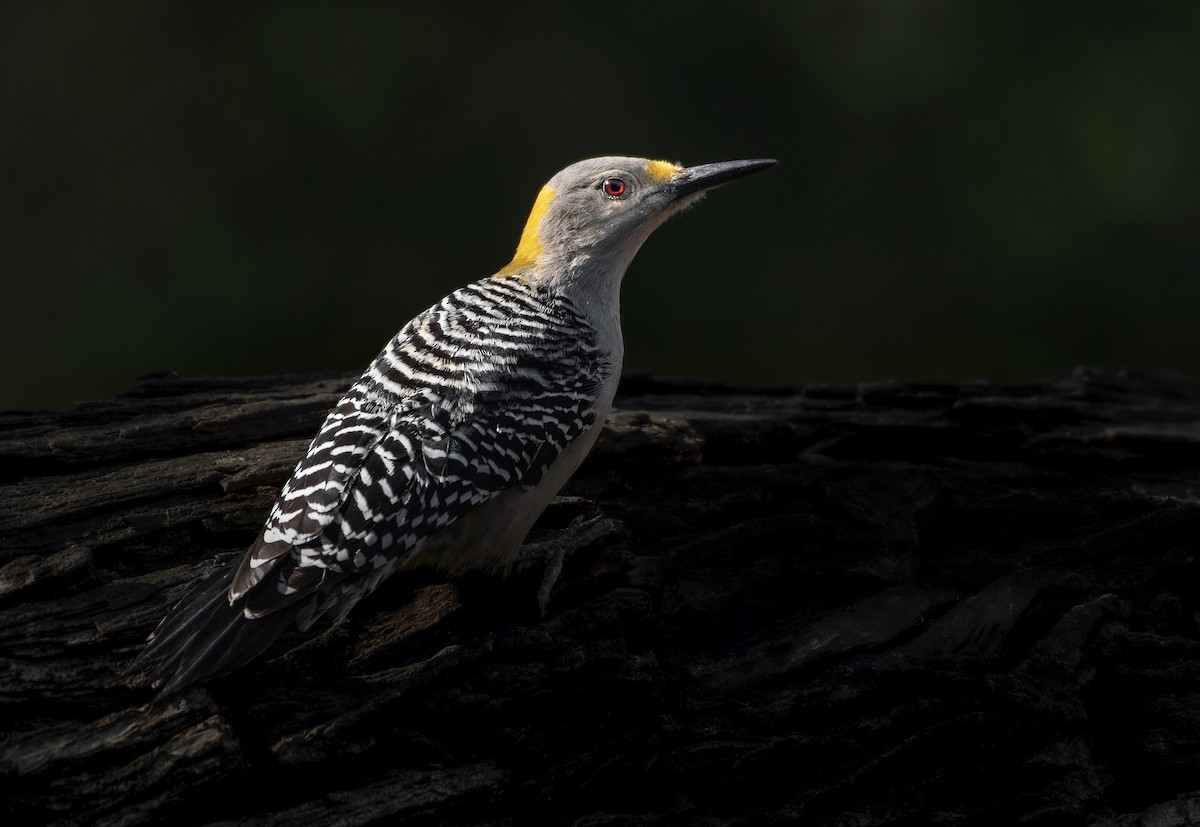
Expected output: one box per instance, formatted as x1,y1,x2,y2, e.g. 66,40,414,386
2,369,1200,826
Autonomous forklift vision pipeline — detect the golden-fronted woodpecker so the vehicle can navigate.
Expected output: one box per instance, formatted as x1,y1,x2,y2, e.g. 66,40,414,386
137,155,776,693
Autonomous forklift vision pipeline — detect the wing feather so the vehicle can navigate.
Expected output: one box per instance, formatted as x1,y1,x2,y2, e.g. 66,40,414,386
230,281,610,620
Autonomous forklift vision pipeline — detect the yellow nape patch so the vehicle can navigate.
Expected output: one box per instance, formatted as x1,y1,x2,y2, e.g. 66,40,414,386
501,184,556,274
646,159,683,183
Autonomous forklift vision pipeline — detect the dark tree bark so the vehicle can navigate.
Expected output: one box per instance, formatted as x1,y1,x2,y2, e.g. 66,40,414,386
2,369,1200,826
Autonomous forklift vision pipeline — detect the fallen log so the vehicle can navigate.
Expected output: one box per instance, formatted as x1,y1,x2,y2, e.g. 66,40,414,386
2,369,1199,825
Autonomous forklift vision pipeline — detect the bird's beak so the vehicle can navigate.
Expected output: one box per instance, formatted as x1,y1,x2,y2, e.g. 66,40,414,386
668,158,777,201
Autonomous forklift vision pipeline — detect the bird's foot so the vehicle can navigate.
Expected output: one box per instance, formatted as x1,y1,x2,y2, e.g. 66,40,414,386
516,513,625,616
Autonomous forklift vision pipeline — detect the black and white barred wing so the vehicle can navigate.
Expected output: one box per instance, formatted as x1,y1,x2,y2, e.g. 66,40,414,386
230,376,603,622
231,280,609,617
138,275,608,692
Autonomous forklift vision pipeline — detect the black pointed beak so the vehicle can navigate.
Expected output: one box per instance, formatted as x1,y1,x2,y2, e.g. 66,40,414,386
669,158,777,200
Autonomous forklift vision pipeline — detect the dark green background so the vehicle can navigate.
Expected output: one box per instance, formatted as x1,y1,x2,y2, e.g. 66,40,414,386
4,2,1198,410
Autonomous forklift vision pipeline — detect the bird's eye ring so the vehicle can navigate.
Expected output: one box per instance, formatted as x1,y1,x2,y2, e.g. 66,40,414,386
601,177,628,199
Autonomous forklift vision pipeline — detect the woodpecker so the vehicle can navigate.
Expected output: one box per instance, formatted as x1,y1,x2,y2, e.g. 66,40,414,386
137,155,776,693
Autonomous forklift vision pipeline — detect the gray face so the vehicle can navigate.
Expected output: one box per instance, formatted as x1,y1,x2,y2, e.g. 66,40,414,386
536,156,691,264
506,155,776,280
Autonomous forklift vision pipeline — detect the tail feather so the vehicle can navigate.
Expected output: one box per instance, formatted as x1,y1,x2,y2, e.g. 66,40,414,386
133,565,300,696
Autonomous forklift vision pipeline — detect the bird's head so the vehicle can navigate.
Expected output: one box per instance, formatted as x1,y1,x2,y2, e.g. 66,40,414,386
503,156,776,284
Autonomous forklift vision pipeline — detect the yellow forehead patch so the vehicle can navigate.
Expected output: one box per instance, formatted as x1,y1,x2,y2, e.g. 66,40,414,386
502,184,556,274
646,159,682,183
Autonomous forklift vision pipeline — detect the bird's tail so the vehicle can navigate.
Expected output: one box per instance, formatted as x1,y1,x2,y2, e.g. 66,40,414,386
132,564,299,696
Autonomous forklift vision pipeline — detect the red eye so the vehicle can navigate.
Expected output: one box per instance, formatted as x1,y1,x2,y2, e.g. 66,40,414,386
601,177,628,199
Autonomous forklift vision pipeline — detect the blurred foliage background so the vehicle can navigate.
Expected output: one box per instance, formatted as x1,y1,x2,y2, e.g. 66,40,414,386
2,1,1198,410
